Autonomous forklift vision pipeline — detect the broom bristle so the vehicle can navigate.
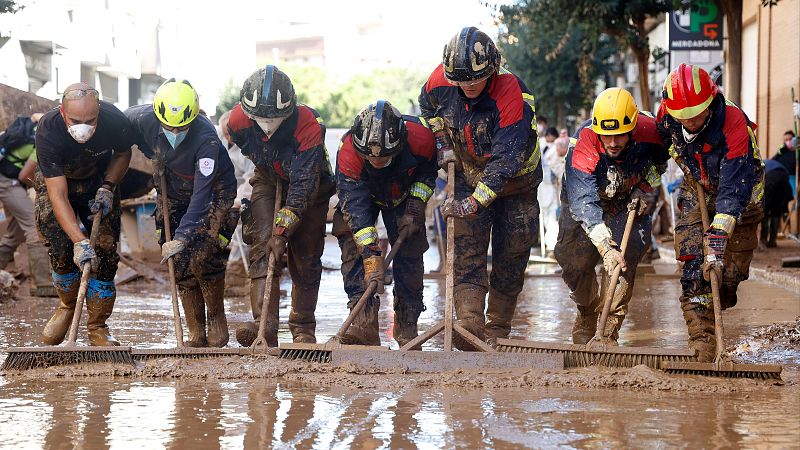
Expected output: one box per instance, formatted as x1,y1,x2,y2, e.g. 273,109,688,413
279,348,332,363
660,361,782,380
1,348,134,371
495,342,697,369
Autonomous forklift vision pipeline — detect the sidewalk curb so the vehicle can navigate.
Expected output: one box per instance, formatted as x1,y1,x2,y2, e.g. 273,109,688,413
657,243,800,295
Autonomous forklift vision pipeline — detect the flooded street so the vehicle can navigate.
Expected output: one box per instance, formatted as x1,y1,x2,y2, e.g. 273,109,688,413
1,238,799,448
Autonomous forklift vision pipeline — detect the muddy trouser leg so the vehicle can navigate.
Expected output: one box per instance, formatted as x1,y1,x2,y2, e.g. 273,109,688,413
485,189,538,344
287,194,328,344
0,177,29,268
384,204,427,349
238,169,280,347
190,236,230,348
452,175,491,350
82,189,122,346
674,183,716,362
554,209,601,344
719,203,762,310
333,208,381,346
596,209,650,342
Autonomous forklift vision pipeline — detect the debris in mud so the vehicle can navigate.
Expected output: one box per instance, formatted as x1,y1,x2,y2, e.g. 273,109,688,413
0,270,18,304
1,355,790,393
730,317,800,365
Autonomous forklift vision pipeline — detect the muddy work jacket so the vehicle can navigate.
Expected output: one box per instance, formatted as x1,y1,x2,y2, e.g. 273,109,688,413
227,102,333,219
125,104,236,243
657,94,764,232
418,66,541,206
336,117,437,247
564,113,668,233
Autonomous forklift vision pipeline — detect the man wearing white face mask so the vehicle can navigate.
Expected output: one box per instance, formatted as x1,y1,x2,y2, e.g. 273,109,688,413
227,65,334,347
125,79,238,347
34,82,133,347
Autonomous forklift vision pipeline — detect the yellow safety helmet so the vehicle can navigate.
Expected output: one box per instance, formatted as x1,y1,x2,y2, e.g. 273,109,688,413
153,79,199,128
591,87,638,135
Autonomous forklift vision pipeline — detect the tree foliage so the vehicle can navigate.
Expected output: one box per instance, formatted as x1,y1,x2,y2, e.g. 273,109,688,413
218,64,428,128
499,0,619,126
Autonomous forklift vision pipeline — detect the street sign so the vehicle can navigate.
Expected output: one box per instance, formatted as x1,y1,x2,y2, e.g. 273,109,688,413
669,1,724,51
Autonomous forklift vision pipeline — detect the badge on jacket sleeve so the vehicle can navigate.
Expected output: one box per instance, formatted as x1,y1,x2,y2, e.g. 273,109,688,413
199,158,215,176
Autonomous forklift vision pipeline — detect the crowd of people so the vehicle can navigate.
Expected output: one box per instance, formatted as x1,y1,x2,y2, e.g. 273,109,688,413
1,26,796,362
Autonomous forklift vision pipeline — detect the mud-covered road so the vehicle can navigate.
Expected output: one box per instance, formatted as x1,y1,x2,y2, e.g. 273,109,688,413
1,240,798,448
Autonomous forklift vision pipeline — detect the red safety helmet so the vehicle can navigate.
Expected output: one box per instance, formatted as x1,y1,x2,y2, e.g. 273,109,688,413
661,63,718,120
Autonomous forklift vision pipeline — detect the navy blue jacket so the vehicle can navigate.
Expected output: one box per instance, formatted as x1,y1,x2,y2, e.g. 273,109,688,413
227,103,333,218
563,113,668,232
336,117,437,244
657,94,764,222
418,65,541,203
125,104,236,243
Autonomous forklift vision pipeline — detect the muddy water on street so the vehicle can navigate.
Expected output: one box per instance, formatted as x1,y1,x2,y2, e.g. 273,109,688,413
0,377,798,449
1,241,799,448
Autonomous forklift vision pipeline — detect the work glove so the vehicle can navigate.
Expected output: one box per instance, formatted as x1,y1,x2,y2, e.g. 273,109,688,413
267,235,288,263
793,101,800,118
627,188,650,216
363,254,384,294
702,228,728,282
429,117,457,169
73,239,99,271
90,187,114,218
588,223,626,274
398,197,426,236
274,207,300,237
441,195,479,219
160,239,186,264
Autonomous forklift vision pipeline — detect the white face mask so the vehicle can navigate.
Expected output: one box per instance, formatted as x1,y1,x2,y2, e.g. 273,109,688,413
682,125,702,143
68,123,96,143
254,117,285,138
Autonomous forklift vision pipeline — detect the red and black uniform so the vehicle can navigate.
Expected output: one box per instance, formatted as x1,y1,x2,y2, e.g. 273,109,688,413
657,94,764,310
418,65,541,344
227,102,334,341
554,114,668,340
333,117,437,327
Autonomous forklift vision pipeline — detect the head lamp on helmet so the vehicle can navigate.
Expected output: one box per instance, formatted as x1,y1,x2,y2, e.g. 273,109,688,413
153,79,200,128
442,26,500,83
351,100,406,160
591,88,638,136
240,65,296,119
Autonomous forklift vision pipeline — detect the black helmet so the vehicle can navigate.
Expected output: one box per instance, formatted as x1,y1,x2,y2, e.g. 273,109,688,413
239,65,296,118
442,26,500,83
351,100,405,158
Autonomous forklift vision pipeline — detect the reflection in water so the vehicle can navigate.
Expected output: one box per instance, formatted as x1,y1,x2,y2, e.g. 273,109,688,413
0,378,798,448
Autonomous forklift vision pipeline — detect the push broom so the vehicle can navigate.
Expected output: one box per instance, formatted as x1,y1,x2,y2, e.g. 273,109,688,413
496,206,696,369
660,182,782,379
2,214,134,370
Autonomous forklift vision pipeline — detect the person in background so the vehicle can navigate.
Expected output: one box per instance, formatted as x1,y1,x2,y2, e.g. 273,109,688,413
760,159,793,248
538,127,560,256
0,113,55,296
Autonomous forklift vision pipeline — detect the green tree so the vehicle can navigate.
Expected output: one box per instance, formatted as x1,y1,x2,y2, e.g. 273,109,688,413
1,0,21,39
499,0,619,126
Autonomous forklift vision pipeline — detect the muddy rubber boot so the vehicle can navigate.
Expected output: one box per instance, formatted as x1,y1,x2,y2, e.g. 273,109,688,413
719,282,738,310
681,300,717,362
236,276,279,347
41,271,80,345
453,288,486,351
288,283,318,344
484,288,519,347
340,295,381,346
0,245,13,270
85,279,120,346
179,285,208,347
571,306,599,345
27,242,57,297
393,300,425,350
201,277,229,348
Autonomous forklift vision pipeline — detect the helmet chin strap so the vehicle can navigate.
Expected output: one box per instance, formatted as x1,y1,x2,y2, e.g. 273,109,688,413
681,110,712,143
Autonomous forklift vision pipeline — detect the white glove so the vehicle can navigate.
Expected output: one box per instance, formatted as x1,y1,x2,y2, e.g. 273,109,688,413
793,101,800,118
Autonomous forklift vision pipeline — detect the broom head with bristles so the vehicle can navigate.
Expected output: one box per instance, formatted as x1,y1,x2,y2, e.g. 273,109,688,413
660,360,782,380
1,346,134,371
